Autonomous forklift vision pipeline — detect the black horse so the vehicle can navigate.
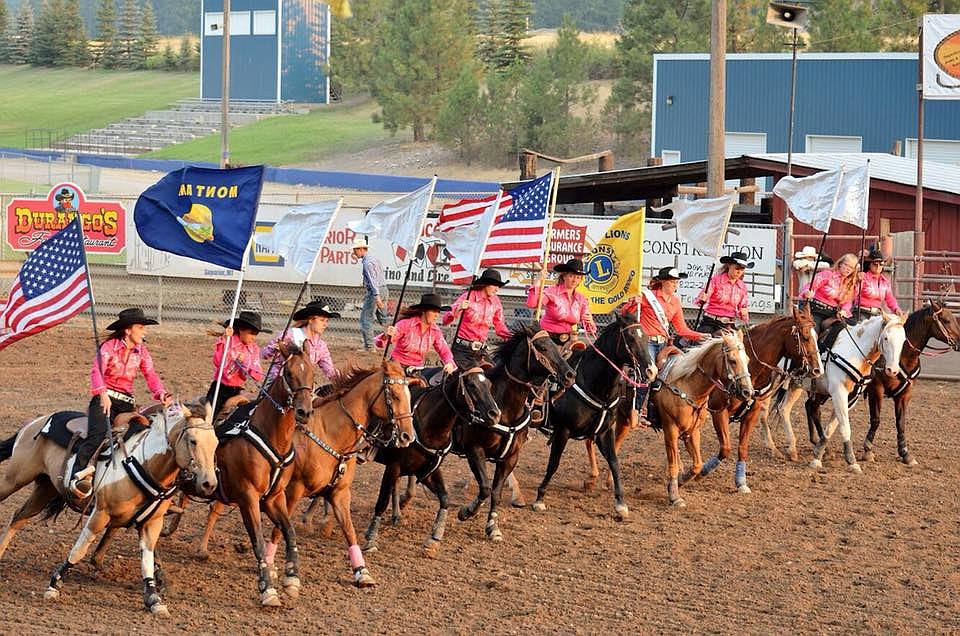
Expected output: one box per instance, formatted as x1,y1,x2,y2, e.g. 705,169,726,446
451,324,576,542
531,310,657,520
362,365,500,554
863,300,960,465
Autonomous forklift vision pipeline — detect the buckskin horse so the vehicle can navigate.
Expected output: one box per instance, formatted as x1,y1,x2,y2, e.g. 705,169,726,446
652,330,754,507
767,312,906,472
863,300,960,465
0,403,217,615
452,324,575,542
362,365,500,556
530,311,657,520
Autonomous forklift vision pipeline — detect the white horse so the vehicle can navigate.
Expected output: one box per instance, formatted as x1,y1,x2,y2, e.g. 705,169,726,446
767,312,906,472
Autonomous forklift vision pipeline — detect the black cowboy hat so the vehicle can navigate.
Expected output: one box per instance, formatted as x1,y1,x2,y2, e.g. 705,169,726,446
653,266,688,281
292,301,341,321
553,258,588,275
408,293,451,313
55,188,74,202
223,310,272,334
863,247,885,262
820,252,834,266
106,307,159,331
472,268,508,287
720,251,755,269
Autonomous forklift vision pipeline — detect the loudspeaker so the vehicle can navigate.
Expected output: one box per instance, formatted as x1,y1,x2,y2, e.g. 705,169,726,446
766,2,808,31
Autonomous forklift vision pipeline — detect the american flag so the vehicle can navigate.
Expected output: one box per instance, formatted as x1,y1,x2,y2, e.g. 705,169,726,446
0,217,91,351
435,172,553,282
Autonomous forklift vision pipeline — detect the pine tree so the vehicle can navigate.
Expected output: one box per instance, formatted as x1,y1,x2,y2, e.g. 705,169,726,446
30,0,64,66
161,41,176,70
136,1,159,68
117,0,139,68
63,0,91,66
495,0,531,69
6,2,34,64
475,0,502,68
329,0,391,93
97,0,122,68
0,0,8,63
176,35,192,70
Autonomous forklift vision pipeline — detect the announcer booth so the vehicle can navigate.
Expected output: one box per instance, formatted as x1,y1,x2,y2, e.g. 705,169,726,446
200,0,331,103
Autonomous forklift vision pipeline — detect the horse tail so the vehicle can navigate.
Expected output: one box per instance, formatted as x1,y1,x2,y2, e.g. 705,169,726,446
0,433,18,463
40,495,67,522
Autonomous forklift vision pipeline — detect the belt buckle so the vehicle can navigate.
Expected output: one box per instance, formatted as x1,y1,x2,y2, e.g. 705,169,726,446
557,333,570,343
470,341,482,352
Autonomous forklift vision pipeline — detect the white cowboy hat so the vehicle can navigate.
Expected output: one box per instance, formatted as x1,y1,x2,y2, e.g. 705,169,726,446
794,246,819,259
351,237,369,250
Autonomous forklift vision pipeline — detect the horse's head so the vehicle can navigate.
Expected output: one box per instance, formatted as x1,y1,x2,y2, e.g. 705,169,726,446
275,340,317,424
523,323,576,387
369,360,416,448
449,367,501,427
615,310,657,382
879,311,907,377
170,403,218,497
719,329,753,400
791,303,823,378
929,299,960,351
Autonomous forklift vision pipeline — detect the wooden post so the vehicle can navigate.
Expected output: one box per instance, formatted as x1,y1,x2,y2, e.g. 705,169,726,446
519,151,537,180
739,177,755,206
707,0,726,197
646,157,664,208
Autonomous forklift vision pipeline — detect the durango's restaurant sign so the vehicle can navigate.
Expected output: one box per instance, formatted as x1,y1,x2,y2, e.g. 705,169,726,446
5,183,126,255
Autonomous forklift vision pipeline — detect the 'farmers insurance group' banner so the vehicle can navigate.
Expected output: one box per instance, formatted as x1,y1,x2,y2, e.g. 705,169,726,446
6,183,127,263
923,13,960,100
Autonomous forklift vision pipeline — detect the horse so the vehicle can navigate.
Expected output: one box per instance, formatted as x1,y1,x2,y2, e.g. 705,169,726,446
862,301,959,465
452,324,576,541
696,306,823,493
652,330,754,507
0,403,217,615
767,312,907,472
362,365,500,555
529,311,657,519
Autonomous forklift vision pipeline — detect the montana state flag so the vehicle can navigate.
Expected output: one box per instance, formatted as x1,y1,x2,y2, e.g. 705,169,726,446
134,166,264,270
579,208,646,314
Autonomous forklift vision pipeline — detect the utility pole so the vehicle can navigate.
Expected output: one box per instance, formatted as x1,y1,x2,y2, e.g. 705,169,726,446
707,0,726,198
219,0,231,169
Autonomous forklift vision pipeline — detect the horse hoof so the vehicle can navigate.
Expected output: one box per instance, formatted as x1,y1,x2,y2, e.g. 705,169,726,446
531,501,546,512
390,515,402,527
354,568,376,588
582,478,597,492
150,603,170,617
43,587,60,600
510,498,526,509
848,463,863,474
195,550,210,562
457,506,471,521
260,588,281,607
862,450,876,463
488,528,503,542
737,484,752,494
809,459,822,469
423,540,440,557
282,577,301,599
614,504,629,521
788,449,799,462
670,498,686,508
363,543,379,554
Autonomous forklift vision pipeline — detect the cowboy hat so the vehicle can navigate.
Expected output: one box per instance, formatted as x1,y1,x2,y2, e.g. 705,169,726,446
106,307,159,331
292,301,342,321
719,251,755,269
863,247,885,262
472,268,508,287
351,237,369,250
553,258,587,275
223,310,272,334
653,266,688,281
55,188,74,202
794,246,819,259
407,293,451,313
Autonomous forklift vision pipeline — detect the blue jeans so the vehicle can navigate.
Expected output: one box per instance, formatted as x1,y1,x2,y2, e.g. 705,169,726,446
360,285,389,349
635,340,667,411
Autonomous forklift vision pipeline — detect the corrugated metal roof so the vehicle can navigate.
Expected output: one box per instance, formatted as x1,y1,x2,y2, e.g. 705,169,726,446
747,153,960,196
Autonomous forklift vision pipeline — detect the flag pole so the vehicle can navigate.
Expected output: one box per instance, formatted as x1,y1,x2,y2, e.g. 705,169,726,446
534,168,561,322
693,197,734,330
453,189,503,341
383,176,438,360
209,236,254,417
855,225,867,321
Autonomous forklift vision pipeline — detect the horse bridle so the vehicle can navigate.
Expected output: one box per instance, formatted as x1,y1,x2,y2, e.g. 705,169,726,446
698,335,751,394
160,406,213,484
355,372,415,448
503,330,559,405
928,304,959,350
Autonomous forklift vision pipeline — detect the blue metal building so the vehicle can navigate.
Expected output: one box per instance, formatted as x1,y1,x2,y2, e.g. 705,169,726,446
200,0,331,103
652,53,960,165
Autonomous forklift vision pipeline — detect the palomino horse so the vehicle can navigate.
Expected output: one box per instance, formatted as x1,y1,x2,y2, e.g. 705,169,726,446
453,324,576,541
260,360,421,587
768,312,906,472
0,404,217,615
862,301,959,464
652,330,754,507
530,311,657,520
696,306,823,493
362,365,499,555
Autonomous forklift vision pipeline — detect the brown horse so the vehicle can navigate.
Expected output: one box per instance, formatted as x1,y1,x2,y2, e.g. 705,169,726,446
258,359,420,587
652,330,753,507
0,404,217,615
863,301,959,464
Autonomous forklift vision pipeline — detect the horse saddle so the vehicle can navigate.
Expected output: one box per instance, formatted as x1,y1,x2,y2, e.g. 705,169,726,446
420,367,444,387
38,411,149,449
215,400,258,439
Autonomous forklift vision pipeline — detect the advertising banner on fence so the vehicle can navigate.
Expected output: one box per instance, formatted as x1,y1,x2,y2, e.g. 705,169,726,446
127,207,779,314
923,14,960,100
5,183,126,264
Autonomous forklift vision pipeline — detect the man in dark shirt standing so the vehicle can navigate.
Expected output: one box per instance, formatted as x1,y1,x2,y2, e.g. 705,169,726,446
352,237,388,351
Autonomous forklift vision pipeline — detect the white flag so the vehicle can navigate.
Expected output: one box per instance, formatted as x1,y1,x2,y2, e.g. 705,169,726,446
348,178,436,260
772,169,841,233
432,191,500,278
831,164,870,229
651,195,735,257
254,200,341,275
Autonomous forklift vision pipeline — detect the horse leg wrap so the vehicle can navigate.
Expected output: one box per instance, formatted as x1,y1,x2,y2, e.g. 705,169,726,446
701,456,722,476
257,561,271,593
431,508,448,542
348,544,365,570
49,561,72,590
142,577,161,609
264,541,277,565
734,461,747,488
843,441,857,465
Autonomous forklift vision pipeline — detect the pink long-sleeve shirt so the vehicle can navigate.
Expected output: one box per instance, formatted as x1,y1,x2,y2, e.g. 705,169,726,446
261,329,338,382
212,335,264,387
442,290,512,342
90,338,166,399
802,269,853,316
856,270,900,312
375,317,454,367
525,283,596,335
700,273,749,319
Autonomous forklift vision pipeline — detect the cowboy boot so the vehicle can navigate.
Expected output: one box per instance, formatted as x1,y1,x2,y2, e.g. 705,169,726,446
68,442,97,499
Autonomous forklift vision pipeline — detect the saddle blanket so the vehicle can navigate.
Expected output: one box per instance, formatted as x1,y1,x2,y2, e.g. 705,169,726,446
38,410,148,449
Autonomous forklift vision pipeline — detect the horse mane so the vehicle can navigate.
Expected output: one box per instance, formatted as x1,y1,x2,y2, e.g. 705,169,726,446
904,304,931,340
490,327,530,369
313,365,378,406
665,337,721,382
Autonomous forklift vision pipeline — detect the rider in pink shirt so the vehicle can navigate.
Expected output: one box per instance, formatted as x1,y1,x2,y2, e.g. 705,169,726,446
698,251,753,335
801,253,859,333
854,248,900,320
443,268,513,369
526,258,596,348
206,310,268,418
262,302,340,387
378,292,456,375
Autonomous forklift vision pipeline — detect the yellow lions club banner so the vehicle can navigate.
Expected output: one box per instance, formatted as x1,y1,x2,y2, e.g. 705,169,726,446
579,208,645,314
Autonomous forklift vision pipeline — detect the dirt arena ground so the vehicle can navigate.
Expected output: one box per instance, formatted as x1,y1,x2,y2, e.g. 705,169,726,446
0,324,958,633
